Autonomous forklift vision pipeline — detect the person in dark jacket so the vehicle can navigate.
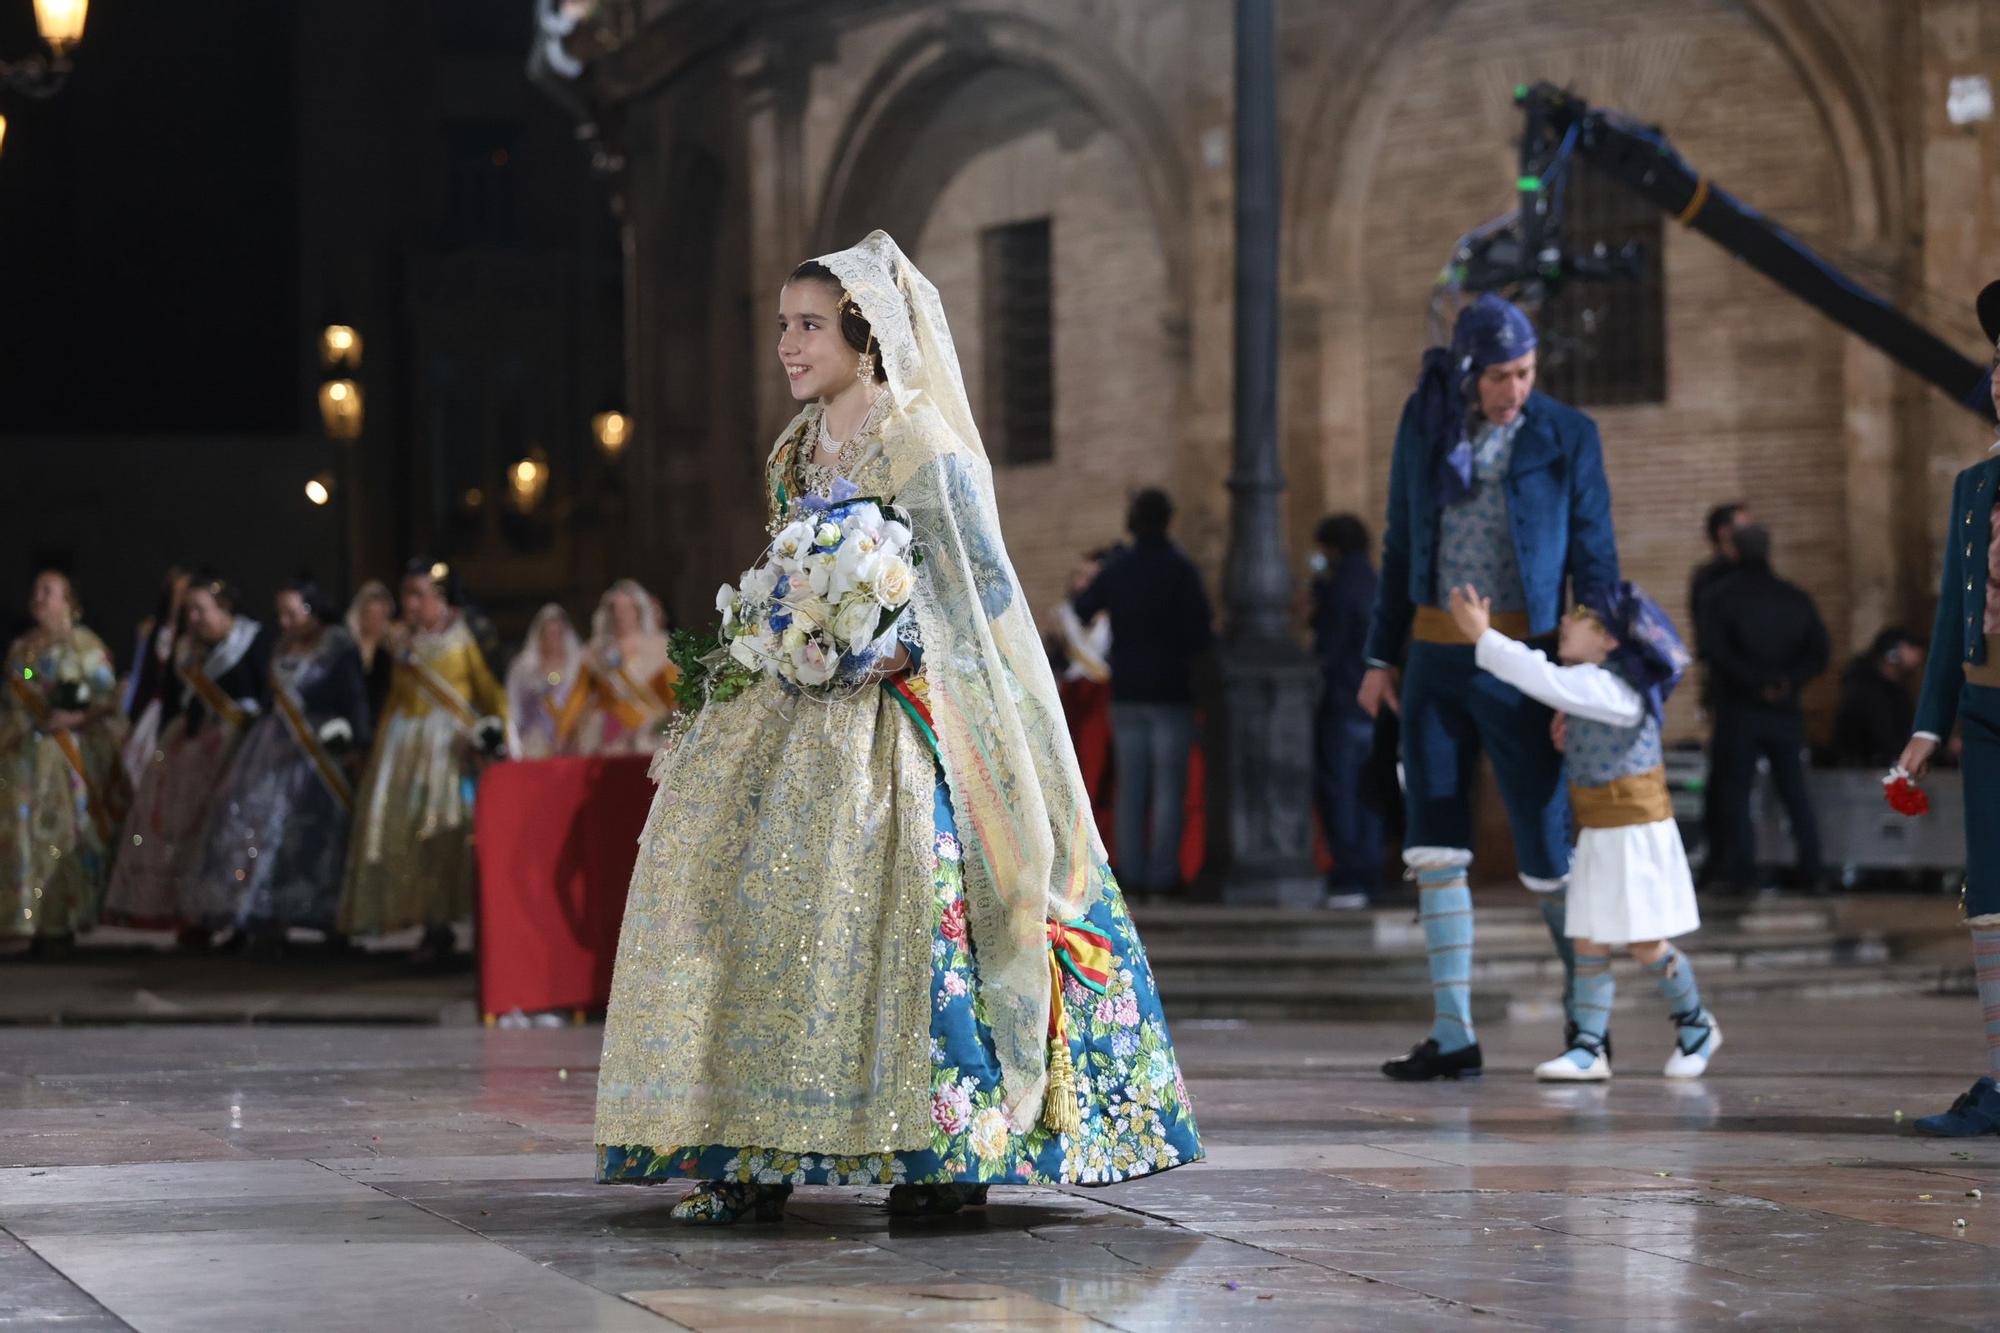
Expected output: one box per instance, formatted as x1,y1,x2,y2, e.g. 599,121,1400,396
1829,627,1924,768
1688,502,1750,676
1073,488,1213,898
1689,503,1748,882
1309,514,1384,907
1897,276,2000,1136
1697,525,1830,890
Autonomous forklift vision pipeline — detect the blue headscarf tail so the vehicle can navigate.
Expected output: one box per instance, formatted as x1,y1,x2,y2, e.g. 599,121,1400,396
1418,294,1539,509
1577,581,1691,727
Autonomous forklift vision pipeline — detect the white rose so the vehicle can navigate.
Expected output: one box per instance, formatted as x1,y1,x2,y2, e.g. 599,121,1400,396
789,592,833,632
813,521,843,549
874,555,914,608
833,595,882,647
781,624,808,654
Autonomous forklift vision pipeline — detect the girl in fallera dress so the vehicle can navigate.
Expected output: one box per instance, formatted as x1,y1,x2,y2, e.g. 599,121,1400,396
0,572,129,952
593,233,1200,1224
185,581,370,945
102,573,271,940
337,558,506,962
555,580,677,756
1447,580,1720,1081
506,603,582,760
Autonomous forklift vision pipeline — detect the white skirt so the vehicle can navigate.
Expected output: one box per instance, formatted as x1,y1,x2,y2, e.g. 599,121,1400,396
1565,818,1699,945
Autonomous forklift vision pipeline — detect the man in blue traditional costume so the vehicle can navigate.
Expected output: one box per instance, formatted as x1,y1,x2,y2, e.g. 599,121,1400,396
1899,280,2000,1136
1359,293,1620,1080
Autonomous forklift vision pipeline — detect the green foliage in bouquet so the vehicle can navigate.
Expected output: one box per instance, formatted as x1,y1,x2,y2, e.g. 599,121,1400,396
669,625,758,713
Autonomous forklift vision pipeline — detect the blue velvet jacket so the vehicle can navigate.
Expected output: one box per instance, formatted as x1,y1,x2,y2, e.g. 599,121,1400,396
1365,390,1620,665
1913,454,2000,739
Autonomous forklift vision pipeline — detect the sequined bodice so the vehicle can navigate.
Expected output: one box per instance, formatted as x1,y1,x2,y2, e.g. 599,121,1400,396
790,396,896,505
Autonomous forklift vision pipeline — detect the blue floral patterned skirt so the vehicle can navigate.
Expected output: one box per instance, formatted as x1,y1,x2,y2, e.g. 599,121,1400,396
597,778,1202,1187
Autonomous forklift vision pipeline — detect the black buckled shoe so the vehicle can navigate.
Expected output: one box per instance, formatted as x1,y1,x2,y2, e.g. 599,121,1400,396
1381,1037,1483,1082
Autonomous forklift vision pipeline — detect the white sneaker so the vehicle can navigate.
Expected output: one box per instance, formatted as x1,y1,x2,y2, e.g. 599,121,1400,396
1663,1020,1722,1079
1535,1048,1611,1082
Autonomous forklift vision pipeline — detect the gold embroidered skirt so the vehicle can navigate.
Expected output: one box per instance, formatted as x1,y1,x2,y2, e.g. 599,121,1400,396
593,680,939,1157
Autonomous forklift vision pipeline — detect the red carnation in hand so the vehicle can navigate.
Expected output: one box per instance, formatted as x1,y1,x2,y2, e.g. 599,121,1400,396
1883,774,1931,817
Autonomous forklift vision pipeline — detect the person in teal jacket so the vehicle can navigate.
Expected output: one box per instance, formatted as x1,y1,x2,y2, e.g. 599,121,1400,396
1901,280,2000,1137
1359,293,1621,1081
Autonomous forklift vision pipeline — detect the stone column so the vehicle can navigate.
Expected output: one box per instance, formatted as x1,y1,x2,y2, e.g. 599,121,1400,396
736,41,809,445
1210,0,1322,907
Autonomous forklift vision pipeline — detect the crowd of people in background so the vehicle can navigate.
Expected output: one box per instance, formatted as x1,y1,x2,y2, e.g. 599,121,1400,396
0,480,1947,963
1046,488,1933,911
0,559,680,959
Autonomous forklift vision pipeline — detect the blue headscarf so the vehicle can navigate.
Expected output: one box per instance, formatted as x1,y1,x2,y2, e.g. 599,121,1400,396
1414,294,1539,508
1576,581,1690,728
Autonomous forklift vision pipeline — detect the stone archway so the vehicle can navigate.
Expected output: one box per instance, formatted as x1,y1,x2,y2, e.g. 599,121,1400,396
803,9,1207,622
812,9,1192,305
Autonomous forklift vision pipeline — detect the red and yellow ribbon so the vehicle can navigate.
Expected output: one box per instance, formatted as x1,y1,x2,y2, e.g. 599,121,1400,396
1040,916,1113,1136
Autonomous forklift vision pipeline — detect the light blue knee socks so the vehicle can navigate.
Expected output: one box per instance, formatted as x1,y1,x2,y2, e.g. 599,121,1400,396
1418,867,1476,1053
1644,945,1710,1049
1537,887,1578,1031
1558,952,1616,1069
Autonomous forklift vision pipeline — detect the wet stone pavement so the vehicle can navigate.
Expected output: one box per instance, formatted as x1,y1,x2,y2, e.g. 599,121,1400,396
0,999,1996,1330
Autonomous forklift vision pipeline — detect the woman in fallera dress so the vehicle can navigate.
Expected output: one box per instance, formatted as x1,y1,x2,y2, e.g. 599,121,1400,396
185,581,370,944
555,580,677,756
593,232,1201,1224
0,571,128,952
102,573,271,939
506,603,581,760
337,558,506,962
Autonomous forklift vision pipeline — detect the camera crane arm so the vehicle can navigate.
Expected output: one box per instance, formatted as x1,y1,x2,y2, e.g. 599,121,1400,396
1465,81,1990,418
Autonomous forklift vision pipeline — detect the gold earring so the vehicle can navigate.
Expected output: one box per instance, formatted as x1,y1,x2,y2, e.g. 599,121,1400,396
856,351,875,382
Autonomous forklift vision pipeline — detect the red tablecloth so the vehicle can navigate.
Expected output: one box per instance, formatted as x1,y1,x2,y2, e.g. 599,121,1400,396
474,754,654,1019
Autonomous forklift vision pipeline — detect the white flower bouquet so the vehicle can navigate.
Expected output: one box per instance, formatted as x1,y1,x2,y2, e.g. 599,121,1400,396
714,483,920,693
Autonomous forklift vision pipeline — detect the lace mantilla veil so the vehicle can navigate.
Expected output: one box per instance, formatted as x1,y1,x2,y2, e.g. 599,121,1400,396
819,231,1106,1131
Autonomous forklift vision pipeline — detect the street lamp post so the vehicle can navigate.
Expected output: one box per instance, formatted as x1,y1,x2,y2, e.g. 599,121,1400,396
1209,0,1322,907
0,0,88,101
315,323,365,597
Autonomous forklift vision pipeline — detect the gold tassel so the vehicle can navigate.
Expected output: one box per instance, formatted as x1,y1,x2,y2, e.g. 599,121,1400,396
1040,939,1082,1136
1041,1038,1082,1137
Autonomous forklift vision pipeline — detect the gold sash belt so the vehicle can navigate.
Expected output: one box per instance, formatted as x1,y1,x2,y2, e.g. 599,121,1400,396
1964,634,2000,689
1411,605,1532,646
1570,765,1673,829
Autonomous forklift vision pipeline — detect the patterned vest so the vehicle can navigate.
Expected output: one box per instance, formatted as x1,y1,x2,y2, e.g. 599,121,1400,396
1435,418,1528,613
1565,700,1670,829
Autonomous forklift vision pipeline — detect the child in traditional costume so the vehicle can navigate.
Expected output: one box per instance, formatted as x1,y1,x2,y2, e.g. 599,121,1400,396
1449,580,1719,1081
